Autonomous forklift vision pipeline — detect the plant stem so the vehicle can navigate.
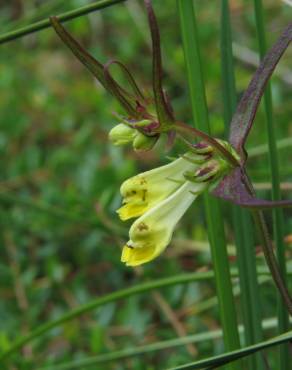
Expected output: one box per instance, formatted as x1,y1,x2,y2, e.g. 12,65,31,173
253,1,291,369
177,2,241,370
220,1,264,369
252,209,292,316
0,0,126,45
242,172,292,316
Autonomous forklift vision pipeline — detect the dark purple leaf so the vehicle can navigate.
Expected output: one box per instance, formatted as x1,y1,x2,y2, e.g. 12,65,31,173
50,17,137,117
229,23,292,162
50,16,107,88
103,60,146,103
103,60,148,118
144,0,175,125
212,167,292,209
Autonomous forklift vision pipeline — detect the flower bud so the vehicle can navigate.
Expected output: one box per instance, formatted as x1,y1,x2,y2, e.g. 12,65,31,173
132,132,158,151
134,119,153,128
108,123,136,146
184,158,229,183
191,141,214,155
193,160,221,182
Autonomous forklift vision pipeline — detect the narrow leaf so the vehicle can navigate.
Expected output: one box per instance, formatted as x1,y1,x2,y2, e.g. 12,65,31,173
144,0,175,125
0,272,227,361
212,168,292,209
103,60,146,117
168,330,292,370
229,23,292,162
50,16,107,87
103,60,140,117
50,17,137,117
103,60,146,102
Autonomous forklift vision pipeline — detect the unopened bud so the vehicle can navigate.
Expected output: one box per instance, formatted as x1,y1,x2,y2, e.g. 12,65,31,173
133,132,158,151
194,160,220,182
109,123,136,146
192,141,214,155
181,153,209,165
134,119,153,128
184,159,228,183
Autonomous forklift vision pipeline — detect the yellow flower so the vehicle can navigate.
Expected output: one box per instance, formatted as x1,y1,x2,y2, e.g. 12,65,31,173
121,181,206,266
118,142,233,267
117,154,203,221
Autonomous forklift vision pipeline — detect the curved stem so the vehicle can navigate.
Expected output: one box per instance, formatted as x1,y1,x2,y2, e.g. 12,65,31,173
0,271,221,362
175,121,239,167
242,171,292,316
252,210,292,316
37,323,292,370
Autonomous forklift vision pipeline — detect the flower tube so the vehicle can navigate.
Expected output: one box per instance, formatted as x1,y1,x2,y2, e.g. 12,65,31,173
117,154,204,221
121,181,206,266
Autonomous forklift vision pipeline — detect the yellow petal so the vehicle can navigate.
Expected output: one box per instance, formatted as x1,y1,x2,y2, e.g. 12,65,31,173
121,244,157,266
117,203,147,221
117,155,200,220
122,181,206,266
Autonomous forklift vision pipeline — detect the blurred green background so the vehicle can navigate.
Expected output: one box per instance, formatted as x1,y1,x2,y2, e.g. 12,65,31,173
0,0,291,369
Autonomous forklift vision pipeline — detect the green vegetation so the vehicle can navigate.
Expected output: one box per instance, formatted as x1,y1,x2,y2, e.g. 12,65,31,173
0,1,291,369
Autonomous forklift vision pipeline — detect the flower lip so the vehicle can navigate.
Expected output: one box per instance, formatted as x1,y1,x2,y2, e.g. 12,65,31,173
118,141,236,267
117,155,202,221
121,180,206,266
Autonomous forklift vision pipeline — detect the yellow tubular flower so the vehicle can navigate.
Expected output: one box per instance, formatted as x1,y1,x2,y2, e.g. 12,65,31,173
117,155,202,221
121,181,206,266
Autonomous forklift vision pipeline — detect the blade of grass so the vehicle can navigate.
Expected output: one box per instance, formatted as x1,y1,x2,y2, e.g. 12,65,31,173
236,212,265,368
220,1,264,369
177,2,241,370
38,317,291,370
167,330,292,370
0,0,127,45
0,270,237,363
248,137,292,157
253,1,290,369
0,265,290,363
0,190,127,236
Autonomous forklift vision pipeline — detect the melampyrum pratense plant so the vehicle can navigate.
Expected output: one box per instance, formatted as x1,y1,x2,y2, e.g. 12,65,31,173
51,1,292,315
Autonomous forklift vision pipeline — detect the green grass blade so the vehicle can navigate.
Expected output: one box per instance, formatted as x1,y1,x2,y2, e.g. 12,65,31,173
253,1,290,369
167,330,292,370
1,265,290,364
177,2,241,370
38,318,290,370
0,0,127,45
38,330,235,370
0,269,243,363
220,1,264,369
235,211,265,369
248,137,292,158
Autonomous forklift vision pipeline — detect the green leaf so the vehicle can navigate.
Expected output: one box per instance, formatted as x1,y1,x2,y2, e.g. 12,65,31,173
168,330,292,370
